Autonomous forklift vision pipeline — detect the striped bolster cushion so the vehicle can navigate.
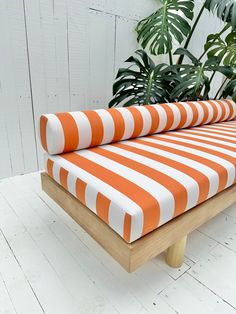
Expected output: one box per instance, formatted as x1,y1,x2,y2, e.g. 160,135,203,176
40,99,236,155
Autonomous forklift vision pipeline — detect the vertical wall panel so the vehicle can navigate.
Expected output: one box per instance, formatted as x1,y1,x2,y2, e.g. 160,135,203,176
67,0,89,111
114,17,138,75
0,0,38,178
23,0,50,169
88,10,115,109
0,0,228,178
89,0,158,20
24,0,90,168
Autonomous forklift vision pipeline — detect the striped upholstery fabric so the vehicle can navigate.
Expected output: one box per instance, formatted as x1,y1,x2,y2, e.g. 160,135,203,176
40,99,236,154
45,120,236,243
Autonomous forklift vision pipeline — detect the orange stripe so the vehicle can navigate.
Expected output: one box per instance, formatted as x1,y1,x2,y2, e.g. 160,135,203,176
175,103,188,129
160,104,174,131
40,115,48,152
164,132,236,168
194,126,236,138
93,147,188,217
145,106,160,134
188,102,199,126
55,113,79,152
128,107,144,138
83,110,104,147
47,159,54,178
115,141,210,203
224,99,235,121
197,101,209,125
183,128,236,145
76,178,87,205
59,167,69,190
208,100,219,123
108,108,125,142
96,192,110,224
175,130,236,153
147,136,228,192
205,125,236,134
215,100,226,121
61,152,160,236
123,213,131,242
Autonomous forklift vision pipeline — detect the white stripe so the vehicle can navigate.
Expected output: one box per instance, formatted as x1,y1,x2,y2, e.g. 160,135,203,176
78,150,175,226
176,131,236,151
185,128,236,142
85,185,97,213
197,124,236,135
154,105,167,132
203,124,236,133
116,108,134,140
102,144,199,210
156,134,235,187
52,161,60,184
221,100,230,120
135,106,152,136
229,99,236,118
69,111,92,149
202,101,214,124
194,102,205,126
180,102,194,128
46,154,144,241
108,202,125,239
46,114,65,154
210,100,222,122
169,104,181,130
125,139,218,198
96,109,115,145
67,172,77,197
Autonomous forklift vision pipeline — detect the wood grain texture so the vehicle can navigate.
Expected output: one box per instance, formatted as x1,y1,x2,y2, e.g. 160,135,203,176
166,236,187,268
41,172,236,273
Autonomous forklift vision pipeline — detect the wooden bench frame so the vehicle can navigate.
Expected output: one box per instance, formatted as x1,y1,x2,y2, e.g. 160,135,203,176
41,172,236,272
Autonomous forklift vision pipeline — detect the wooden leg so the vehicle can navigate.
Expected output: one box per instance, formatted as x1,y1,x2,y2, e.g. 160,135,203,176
165,235,187,268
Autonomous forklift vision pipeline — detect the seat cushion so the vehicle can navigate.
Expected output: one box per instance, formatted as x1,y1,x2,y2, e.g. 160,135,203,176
45,120,236,243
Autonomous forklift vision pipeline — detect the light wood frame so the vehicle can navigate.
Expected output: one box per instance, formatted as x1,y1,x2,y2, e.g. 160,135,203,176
41,172,236,272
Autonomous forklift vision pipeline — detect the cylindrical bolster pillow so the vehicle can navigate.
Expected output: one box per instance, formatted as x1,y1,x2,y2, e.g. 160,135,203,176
40,99,236,155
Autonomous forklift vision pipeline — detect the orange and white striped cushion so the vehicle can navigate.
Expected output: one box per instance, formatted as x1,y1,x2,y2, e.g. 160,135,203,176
40,99,236,154
45,120,236,242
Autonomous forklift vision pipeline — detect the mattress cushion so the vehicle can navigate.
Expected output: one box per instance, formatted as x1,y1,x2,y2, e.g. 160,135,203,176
45,120,236,243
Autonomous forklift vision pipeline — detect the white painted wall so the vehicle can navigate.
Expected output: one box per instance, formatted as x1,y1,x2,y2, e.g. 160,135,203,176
0,0,223,178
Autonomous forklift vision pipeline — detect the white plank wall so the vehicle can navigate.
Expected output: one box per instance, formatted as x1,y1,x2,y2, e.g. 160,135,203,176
0,0,221,178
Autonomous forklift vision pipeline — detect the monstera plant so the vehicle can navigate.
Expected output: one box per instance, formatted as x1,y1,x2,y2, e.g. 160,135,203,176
109,0,236,107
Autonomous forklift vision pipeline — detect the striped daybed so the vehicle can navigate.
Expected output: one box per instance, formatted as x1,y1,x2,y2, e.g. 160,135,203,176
40,100,236,272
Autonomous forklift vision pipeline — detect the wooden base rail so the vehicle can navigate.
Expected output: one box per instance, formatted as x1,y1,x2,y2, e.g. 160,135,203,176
41,172,236,272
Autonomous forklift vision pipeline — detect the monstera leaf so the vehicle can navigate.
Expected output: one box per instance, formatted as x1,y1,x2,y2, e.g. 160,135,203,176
109,50,169,107
205,0,236,29
169,48,233,101
222,75,236,101
205,31,236,66
136,0,194,55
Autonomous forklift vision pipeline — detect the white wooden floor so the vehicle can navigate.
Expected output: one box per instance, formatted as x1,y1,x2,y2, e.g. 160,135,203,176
0,173,236,314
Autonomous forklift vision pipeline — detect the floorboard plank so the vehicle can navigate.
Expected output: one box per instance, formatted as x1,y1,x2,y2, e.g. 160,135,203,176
160,272,236,314
0,273,17,314
188,244,236,309
1,172,236,314
9,173,176,313
0,230,44,314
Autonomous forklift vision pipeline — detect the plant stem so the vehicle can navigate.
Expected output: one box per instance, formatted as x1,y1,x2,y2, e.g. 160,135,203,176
214,77,228,99
177,2,206,65
169,51,173,65
198,23,230,62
